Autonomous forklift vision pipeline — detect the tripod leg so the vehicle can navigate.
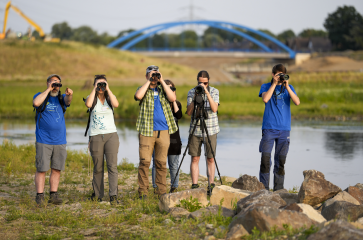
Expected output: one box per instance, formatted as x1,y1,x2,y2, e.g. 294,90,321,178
202,118,223,185
170,118,200,193
200,117,211,194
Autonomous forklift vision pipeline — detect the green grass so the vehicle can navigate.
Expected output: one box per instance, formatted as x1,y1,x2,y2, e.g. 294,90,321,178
1,71,363,120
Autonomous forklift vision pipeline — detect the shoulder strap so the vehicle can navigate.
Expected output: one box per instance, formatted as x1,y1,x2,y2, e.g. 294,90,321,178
35,93,51,123
58,92,66,113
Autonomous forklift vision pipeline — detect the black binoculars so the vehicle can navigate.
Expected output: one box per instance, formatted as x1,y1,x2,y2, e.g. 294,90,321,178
97,82,107,88
52,83,62,88
150,72,161,81
170,86,176,92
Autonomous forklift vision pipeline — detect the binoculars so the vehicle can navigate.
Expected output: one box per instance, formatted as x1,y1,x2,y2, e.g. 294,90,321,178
149,72,161,81
52,83,62,88
97,82,107,88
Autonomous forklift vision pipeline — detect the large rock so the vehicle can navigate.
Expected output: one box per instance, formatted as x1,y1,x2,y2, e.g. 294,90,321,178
323,191,360,209
298,170,341,206
307,220,363,240
158,189,208,212
210,185,251,209
236,189,286,214
274,191,299,205
226,224,249,240
294,203,326,223
188,205,235,219
231,174,265,192
222,176,237,183
355,183,363,191
321,201,363,221
358,217,363,225
230,206,315,233
168,207,190,218
345,186,363,204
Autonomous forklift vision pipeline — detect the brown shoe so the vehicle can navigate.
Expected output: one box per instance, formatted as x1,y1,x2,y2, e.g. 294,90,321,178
35,193,45,206
170,187,177,193
48,192,63,205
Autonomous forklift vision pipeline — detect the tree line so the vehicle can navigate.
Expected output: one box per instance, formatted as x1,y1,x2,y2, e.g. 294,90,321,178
50,5,363,51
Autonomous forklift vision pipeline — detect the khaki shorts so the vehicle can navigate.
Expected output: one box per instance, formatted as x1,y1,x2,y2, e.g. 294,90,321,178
35,142,67,172
188,134,217,158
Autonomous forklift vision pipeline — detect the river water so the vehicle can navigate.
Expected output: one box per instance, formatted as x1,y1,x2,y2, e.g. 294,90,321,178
1,120,362,190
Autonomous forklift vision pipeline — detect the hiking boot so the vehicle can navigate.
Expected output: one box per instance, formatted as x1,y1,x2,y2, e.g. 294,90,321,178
153,188,157,195
48,192,63,205
191,184,200,189
139,195,147,200
170,187,177,193
88,193,102,202
110,195,119,205
35,193,45,206
207,183,216,196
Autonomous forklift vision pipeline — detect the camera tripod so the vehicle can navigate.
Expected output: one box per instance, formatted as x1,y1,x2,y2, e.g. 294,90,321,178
170,94,223,194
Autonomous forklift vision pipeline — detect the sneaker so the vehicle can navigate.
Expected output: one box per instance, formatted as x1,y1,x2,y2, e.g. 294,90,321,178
139,195,147,200
207,183,216,196
48,192,63,205
191,184,200,189
35,193,45,206
88,193,102,202
110,195,119,205
170,187,177,193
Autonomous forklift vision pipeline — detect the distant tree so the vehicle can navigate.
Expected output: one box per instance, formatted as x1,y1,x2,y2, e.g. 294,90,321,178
71,26,99,44
324,5,363,50
247,29,276,41
32,30,40,39
298,29,327,38
51,22,73,40
203,33,224,48
277,29,295,42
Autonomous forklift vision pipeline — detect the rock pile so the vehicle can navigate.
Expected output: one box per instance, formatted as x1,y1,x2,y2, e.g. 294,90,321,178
158,170,363,238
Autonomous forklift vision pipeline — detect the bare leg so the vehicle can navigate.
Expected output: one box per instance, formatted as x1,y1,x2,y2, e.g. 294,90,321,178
49,169,61,192
35,171,46,193
207,158,215,184
190,156,200,184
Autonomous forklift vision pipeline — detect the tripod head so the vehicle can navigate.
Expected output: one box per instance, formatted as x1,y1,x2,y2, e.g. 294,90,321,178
192,88,208,122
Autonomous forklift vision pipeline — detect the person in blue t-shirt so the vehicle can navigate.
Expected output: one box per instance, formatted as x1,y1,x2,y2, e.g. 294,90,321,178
33,74,73,206
258,64,300,191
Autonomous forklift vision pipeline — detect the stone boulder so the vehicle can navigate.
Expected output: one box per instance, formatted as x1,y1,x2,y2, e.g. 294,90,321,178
236,189,286,214
307,220,363,240
323,191,360,209
358,217,363,225
210,185,251,209
345,186,363,204
355,183,363,191
283,203,326,223
226,224,249,240
298,170,341,206
274,191,299,205
321,201,363,221
231,174,265,192
221,176,237,183
168,207,190,218
188,205,235,220
230,206,316,233
158,189,208,212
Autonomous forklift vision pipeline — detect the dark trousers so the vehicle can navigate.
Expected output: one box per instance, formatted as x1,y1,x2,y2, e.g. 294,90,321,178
259,129,290,191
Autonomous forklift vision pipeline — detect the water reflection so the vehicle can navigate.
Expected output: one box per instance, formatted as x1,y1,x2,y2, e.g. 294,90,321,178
324,132,363,161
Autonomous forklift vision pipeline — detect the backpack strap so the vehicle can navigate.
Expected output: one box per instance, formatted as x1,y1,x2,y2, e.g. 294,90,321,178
58,91,66,113
84,94,98,137
34,93,51,124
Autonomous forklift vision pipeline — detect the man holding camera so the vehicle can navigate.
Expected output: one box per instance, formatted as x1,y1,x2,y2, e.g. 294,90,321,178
186,70,219,195
134,65,177,199
258,64,300,191
33,74,73,205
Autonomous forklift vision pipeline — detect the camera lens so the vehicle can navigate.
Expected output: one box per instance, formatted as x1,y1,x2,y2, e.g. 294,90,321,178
283,74,289,80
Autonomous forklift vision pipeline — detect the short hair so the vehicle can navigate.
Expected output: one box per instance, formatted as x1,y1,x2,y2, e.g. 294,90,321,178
272,64,287,74
164,79,175,88
197,70,210,80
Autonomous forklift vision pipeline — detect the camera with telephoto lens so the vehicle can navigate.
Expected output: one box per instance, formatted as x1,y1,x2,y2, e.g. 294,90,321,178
52,83,62,88
193,85,208,119
97,82,107,88
277,73,289,83
149,72,161,81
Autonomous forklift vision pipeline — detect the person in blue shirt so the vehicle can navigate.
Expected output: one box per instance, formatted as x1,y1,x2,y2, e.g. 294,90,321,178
33,74,73,205
258,64,300,191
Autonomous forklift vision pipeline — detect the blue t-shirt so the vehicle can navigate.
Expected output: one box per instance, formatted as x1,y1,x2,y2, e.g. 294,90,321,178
33,93,69,145
259,83,297,131
152,88,168,131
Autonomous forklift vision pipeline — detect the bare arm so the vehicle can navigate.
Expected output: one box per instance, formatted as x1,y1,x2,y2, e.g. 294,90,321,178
186,99,194,116
106,89,119,108
85,87,97,108
135,80,151,100
64,88,73,106
159,78,176,102
261,83,277,103
205,91,218,113
286,83,300,106
33,80,55,107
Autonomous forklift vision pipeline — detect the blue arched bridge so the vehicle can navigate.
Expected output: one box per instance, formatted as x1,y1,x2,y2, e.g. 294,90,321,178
107,20,296,59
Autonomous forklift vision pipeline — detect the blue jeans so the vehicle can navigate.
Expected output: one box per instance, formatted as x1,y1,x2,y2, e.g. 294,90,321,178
152,151,180,188
259,129,290,191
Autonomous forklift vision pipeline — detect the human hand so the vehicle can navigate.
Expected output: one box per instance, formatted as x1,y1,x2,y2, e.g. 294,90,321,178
272,73,280,86
47,79,60,91
94,79,107,89
65,87,73,96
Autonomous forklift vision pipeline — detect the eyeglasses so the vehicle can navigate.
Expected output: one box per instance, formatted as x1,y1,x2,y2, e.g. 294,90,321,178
198,82,208,85
170,86,176,92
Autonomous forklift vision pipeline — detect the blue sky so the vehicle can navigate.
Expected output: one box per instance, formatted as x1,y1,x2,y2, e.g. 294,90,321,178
1,0,362,36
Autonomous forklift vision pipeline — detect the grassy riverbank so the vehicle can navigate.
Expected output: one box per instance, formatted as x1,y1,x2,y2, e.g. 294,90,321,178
0,142,321,239
1,71,363,120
